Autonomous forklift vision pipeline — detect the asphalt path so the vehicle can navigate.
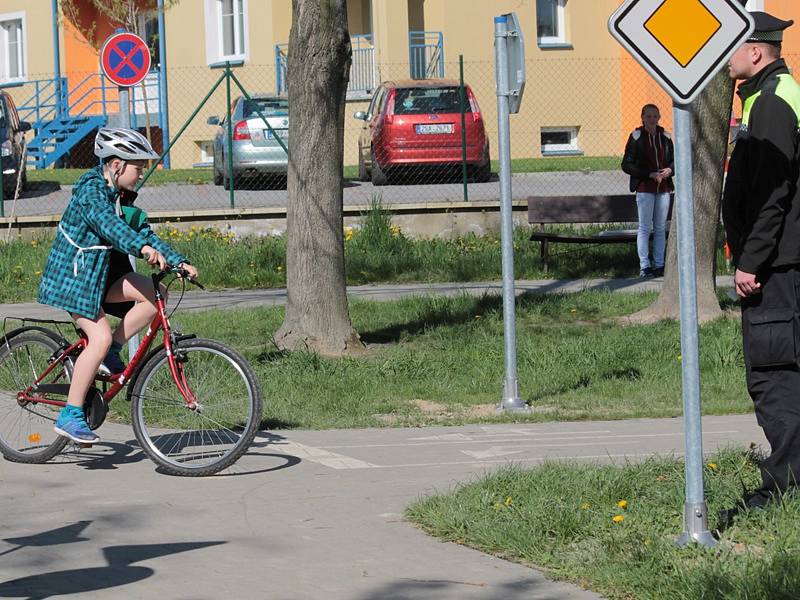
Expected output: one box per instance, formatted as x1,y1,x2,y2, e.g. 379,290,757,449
0,415,764,599
3,170,628,217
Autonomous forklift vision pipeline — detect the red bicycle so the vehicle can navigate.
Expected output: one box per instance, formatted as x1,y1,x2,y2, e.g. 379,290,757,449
0,266,262,476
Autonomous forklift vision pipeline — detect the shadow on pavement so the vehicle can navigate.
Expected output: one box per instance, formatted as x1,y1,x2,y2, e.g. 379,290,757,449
354,576,568,600
20,181,62,199
0,537,225,599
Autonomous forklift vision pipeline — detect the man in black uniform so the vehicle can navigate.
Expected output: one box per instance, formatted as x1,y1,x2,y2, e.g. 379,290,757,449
721,11,800,519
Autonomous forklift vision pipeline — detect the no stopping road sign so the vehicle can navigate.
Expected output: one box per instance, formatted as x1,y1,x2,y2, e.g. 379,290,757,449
100,32,151,88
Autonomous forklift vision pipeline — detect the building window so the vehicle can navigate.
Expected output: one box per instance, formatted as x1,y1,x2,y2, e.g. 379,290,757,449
536,0,567,46
0,13,25,82
541,127,581,155
204,0,248,64
220,0,246,58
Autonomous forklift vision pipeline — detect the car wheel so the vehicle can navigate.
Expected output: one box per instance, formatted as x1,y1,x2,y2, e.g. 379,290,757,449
223,169,237,191
213,164,223,186
358,146,369,182
473,161,491,183
370,149,388,186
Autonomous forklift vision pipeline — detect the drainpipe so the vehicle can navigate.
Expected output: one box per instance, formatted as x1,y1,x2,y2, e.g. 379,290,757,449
52,0,63,119
157,0,171,169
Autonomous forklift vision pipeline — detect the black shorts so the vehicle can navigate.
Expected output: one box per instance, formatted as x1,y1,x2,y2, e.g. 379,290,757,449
102,251,135,318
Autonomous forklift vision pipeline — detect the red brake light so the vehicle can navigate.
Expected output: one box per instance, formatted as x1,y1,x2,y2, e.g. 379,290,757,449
468,91,481,123
233,120,251,140
384,91,396,125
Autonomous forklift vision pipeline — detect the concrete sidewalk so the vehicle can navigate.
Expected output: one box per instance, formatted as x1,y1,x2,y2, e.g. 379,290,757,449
0,276,735,321
0,414,763,599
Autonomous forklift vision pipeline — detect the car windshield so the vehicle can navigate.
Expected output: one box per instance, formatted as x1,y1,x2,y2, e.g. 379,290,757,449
243,98,289,118
393,87,471,115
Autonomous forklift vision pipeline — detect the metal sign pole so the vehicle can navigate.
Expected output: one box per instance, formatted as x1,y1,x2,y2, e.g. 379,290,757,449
494,15,527,412
118,86,140,359
672,103,715,548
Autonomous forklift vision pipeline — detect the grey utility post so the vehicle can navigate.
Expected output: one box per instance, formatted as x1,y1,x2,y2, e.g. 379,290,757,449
494,13,529,412
609,0,753,547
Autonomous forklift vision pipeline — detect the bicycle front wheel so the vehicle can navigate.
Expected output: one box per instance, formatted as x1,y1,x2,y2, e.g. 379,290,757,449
0,330,70,463
130,338,262,476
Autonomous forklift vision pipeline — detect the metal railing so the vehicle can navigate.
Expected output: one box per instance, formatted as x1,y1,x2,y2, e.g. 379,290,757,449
409,31,444,80
16,77,68,127
275,34,376,95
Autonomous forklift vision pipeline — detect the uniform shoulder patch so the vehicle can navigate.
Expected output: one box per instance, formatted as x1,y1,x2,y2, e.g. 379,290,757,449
631,129,641,140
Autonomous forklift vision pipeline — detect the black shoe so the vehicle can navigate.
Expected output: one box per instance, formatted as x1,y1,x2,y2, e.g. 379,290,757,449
652,266,665,277
639,267,654,278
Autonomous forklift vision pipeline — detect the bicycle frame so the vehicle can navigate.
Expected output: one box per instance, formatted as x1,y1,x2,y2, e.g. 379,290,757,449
17,271,198,410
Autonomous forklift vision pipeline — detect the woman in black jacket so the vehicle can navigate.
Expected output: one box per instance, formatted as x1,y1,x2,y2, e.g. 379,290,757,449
621,104,675,278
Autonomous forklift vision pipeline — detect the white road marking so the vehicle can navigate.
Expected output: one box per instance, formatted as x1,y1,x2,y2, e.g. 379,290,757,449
322,430,740,450
271,440,377,469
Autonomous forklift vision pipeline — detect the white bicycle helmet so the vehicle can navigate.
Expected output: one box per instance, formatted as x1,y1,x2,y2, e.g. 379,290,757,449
94,127,160,161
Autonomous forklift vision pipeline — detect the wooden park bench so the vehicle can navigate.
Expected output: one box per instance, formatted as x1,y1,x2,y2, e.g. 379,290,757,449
528,194,673,272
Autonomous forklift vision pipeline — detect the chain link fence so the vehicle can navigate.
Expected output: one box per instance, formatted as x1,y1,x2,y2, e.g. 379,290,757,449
4,53,799,219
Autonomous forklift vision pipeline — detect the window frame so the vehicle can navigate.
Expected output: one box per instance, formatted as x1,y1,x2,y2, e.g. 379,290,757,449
218,0,246,60
536,0,569,48
0,12,26,83
540,126,581,156
204,0,249,65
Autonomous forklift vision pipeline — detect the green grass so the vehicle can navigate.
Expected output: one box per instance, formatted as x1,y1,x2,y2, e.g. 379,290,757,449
2,215,733,304
406,449,800,600
30,155,619,186
156,290,749,430
27,168,214,187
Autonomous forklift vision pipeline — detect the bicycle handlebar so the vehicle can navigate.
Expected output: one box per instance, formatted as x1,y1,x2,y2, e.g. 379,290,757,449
152,264,205,290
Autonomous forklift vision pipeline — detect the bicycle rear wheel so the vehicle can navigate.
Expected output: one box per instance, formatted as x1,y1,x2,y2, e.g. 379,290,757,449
0,331,70,463
130,338,262,476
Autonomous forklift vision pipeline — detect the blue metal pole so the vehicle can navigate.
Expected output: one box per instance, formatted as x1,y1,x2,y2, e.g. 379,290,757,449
157,0,171,169
51,0,62,119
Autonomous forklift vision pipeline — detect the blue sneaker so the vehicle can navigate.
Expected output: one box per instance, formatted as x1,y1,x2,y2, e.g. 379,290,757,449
98,350,126,376
54,407,100,444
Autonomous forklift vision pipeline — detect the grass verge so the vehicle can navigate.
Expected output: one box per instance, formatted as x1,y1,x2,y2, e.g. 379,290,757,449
30,155,618,186
406,448,800,600
154,290,749,430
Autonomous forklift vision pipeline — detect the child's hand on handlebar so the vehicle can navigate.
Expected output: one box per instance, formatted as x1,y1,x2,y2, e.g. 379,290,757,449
141,245,167,271
178,263,198,280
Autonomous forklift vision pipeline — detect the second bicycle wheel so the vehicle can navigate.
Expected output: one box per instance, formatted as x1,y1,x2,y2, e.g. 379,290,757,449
129,338,262,476
0,330,70,463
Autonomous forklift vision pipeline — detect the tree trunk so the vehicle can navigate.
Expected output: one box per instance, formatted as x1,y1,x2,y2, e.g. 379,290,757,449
624,69,735,325
274,0,364,357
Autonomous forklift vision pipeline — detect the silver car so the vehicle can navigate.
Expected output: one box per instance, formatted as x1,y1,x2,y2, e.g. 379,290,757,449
208,94,289,189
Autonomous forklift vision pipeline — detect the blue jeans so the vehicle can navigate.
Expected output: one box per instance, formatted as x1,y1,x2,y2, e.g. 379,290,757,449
636,192,670,270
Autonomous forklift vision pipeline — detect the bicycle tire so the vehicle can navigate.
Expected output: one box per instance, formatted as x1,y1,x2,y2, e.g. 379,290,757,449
0,331,70,463
130,338,262,476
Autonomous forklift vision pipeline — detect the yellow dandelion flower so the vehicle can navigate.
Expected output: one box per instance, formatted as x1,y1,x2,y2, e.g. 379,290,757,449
276,265,283,272
34,270,42,276
707,462,718,471
644,538,652,546
580,502,591,510
678,354,682,361
617,500,628,509
493,502,503,510
30,239,39,247
570,309,577,313
504,496,513,506
612,515,625,523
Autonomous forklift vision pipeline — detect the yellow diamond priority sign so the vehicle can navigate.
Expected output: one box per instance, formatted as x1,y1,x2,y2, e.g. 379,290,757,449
609,0,753,104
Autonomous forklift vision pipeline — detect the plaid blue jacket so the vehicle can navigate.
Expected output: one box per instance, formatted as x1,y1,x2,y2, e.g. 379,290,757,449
37,167,188,318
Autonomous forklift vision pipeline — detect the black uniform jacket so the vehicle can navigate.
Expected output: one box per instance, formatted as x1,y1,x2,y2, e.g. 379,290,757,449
621,125,675,193
722,59,800,275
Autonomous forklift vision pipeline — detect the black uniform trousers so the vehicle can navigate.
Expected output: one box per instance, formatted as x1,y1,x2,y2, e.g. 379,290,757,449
741,266,800,506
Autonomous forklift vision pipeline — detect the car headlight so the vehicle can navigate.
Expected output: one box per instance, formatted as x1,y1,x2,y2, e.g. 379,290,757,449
1,141,11,157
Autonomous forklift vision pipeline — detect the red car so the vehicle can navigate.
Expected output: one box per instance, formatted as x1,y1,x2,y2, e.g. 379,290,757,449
354,79,491,185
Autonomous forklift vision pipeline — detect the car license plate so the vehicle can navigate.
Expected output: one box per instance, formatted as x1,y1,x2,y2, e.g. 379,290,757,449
266,129,288,140
415,124,454,135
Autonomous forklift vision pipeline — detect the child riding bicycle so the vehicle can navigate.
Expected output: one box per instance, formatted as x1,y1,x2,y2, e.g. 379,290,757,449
37,128,199,445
